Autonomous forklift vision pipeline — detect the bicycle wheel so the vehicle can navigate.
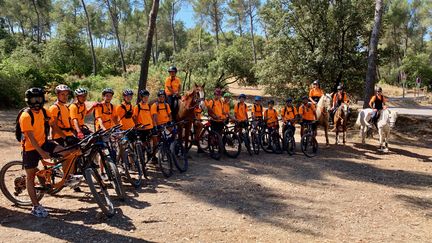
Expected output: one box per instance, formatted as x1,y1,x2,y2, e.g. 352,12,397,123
84,167,115,217
208,132,223,160
186,131,194,151
198,128,210,152
223,131,241,158
122,144,144,189
0,161,44,206
136,142,149,181
260,131,273,153
157,146,173,178
283,130,296,155
251,132,260,155
105,157,126,200
171,140,189,172
301,134,318,158
243,132,253,156
272,133,283,154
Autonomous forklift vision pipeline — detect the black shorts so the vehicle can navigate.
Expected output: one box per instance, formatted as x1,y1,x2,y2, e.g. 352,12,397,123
80,126,93,136
138,130,153,141
210,121,224,134
302,120,317,130
22,141,58,169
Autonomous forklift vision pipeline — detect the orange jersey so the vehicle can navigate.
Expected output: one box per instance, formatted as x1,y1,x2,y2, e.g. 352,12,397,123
116,102,135,130
20,109,51,151
194,106,203,120
133,103,153,130
252,104,264,118
151,102,172,125
264,108,278,125
299,104,316,120
333,92,349,106
49,102,74,139
207,99,224,121
164,76,181,96
94,102,116,130
281,105,298,121
69,102,87,127
234,102,248,121
309,88,324,98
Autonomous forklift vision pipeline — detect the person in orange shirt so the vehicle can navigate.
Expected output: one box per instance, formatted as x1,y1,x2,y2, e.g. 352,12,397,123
281,98,298,136
252,96,264,120
369,87,387,127
94,88,116,131
70,88,95,139
309,80,324,105
330,85,349,123
134,89,157,160
264,100,279,130
151,90,172,127
165,66,182,111
193,100,206,153
299,96,317,137
234,94,249,133
115,89,135,131
18,88,71,217
49,85,79,147
207,88,225,134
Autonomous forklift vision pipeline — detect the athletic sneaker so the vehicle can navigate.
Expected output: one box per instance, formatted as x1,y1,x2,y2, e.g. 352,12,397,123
31,205,49,218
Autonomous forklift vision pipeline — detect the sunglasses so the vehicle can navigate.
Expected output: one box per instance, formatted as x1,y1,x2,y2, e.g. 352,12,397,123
29,97,44,103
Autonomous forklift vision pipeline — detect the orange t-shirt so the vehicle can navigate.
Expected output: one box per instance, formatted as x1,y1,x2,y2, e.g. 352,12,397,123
116,102,135,130
151,102,172,125
333,92,349,105
252,104,263,118
133,103,153,130
207,99,224,121
49,102,74,139
69,102,87,127
20,109,51,151
264,108,278,126
309,88,324,98
281,106,298,121
234,102,248,121
299,104,316,121
94,102,116,130
194,107,203,120
164,76,181,96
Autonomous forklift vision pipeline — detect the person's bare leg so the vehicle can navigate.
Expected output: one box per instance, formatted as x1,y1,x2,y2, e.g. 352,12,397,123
25,168,39,206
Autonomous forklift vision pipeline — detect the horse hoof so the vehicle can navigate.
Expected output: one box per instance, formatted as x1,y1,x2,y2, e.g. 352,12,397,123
383,148,389,153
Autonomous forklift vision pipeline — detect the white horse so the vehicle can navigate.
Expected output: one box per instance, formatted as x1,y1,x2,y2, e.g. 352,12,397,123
356,108,398,152
316,94,332,146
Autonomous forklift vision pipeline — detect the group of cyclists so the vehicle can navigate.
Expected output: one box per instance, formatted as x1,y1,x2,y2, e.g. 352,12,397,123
13,65,389,218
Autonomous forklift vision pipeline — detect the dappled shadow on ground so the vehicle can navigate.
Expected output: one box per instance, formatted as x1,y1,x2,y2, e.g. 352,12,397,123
0,206,153,242
395,194,432,217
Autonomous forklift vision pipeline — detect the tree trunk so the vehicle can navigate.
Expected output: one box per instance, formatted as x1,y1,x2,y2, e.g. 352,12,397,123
363,0,384,108
105,0,127,73
138,0,160,95
31,0,41,43
81,0,97,75
248,4,257,64
171,1,177,53
212,1,220,46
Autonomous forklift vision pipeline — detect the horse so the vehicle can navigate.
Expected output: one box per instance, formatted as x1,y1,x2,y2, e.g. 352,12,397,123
333,103,348,145
175,83,206,149
355,108,398,152
316,94,332,146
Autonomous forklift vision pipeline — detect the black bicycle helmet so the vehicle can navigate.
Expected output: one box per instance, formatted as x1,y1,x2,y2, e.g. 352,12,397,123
102,88,114,95
123,89,134,96
286,98,293,103
268,100,275,105
157,90,166,96
376,87,382,92
239,94,246,99
25,87,45,109
168,66,177,73
140,90,150,97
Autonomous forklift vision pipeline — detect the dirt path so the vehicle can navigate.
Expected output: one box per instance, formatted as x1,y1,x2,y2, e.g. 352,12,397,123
1,110,432,242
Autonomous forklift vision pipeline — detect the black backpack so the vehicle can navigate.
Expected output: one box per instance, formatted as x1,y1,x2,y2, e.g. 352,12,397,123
15,108,50,142
120,104,133,120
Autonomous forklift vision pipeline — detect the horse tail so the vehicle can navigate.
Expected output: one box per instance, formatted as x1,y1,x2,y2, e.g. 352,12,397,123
355,110,362,128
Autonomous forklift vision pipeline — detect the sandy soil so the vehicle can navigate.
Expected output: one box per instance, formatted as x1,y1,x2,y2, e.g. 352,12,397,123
0,109,432,243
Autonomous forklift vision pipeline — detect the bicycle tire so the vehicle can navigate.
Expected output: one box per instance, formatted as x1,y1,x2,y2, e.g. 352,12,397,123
0,160,45,206
243,132,253,156
272,133,283,154
157,146,173,178
283,130,296,155
301,134,318,158
260,131,273,153
122,145,144,189
84,167,115,217
198,128,210,152
208,131,223,160
171,140,189,172
223,131,241,158
105,158,126,200
136,142,149,181
251,132,260,155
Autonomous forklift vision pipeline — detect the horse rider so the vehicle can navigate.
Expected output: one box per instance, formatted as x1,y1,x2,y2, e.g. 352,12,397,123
330,85,349,125
369,87,387,128
164,66,182,112
309,80,324,105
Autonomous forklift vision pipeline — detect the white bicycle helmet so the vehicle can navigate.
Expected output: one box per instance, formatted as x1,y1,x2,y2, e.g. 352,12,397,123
75,88,88,96
55,84,71,94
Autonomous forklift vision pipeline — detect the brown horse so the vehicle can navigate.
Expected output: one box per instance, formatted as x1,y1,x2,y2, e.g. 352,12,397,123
175,84,206,149
316,94,331,146
333,103,348,144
